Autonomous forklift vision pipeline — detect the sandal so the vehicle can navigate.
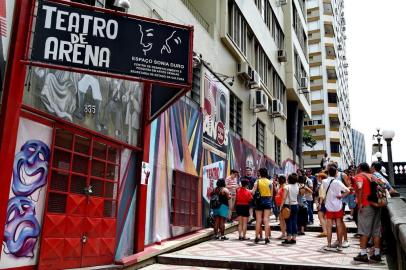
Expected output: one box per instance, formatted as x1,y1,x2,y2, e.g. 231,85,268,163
242,237,250,241
221,236,229,240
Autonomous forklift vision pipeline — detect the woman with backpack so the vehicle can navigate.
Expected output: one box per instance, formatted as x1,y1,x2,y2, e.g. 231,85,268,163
275,174,287,240
235,179,253,240
251,168,273,244
210,178,231,240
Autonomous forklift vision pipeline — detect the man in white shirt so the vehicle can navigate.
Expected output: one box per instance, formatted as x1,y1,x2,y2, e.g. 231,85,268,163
322,166,350,251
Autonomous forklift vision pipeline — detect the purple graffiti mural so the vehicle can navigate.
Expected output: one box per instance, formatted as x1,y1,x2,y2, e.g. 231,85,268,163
12,140,50,196
4,140,50,258
4,197,40,257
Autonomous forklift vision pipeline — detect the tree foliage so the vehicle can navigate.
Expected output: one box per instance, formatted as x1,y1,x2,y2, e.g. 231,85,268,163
303,130,317,148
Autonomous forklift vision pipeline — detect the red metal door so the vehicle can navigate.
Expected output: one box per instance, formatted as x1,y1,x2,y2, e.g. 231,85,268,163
39,127,120,269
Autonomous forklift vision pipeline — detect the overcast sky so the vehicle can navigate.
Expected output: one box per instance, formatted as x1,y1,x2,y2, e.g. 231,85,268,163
346,0,406,163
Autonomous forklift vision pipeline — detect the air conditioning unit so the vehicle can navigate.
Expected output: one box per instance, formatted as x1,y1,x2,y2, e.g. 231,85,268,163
278,50,287,62
344,70,348,75
271,99,284,116
343,63,348,68
237,62,253,81
277,0,287,7
342,26,346,32
250,90,268,112
250,70,261,89
300,77,308,89
338,44,343,50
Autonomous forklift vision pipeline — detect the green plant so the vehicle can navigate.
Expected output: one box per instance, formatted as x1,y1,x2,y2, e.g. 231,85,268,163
303,130,317,148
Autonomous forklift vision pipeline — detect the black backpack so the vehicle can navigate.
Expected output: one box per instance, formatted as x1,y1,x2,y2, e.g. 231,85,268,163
210,188,222,209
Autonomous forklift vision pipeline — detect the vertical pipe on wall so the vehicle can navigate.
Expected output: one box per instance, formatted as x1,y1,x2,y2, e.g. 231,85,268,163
0,0,33,247
134,83,152,253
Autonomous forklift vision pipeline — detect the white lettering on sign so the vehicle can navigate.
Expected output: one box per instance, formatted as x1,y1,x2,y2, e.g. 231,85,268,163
41,4,118,68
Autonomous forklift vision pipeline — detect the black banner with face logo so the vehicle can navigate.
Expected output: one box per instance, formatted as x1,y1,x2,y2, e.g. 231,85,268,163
31,0,192,86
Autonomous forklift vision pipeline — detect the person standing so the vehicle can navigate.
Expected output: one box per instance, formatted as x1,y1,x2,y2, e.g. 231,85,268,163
210,179,231,240
323,166,350,251
239,167,257,221
316,172,328,237
275,175,287,240
321,152,330,170
353,163,385,262
281,173,300,245
225,169,239,221
305,170,315,225
235,179,252,240
251,168,273,244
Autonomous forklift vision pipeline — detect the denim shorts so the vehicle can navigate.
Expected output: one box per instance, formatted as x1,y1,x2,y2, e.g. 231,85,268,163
256,197,272,211
343,194,356,209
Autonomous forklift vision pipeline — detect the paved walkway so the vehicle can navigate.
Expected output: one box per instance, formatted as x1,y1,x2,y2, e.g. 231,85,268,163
156,231,389,270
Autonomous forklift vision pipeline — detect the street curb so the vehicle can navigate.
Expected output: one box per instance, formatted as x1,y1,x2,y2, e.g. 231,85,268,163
157,254,374,270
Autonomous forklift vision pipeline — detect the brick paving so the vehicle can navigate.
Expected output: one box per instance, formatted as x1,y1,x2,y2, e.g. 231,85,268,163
155,230,389,270
141,265,226,270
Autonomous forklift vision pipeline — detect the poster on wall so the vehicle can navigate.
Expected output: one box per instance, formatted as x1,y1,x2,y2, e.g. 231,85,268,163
0,118,52,269
202,161,225,204
23,69,143,146
31,0,192,86
202,69,229,158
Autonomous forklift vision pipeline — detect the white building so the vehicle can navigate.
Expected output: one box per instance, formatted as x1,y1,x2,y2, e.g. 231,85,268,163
303,0,353,170
352,128,366,166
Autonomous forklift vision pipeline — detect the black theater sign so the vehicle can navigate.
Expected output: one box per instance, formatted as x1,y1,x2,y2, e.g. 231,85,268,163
31,0,193,87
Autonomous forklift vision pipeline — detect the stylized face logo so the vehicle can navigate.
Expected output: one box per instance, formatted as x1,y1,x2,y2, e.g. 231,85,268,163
4,197,40,257
12,140,51,197
139,25,154,56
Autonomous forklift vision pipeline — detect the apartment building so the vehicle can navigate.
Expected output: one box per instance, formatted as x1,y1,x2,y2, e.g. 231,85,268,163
352,128,367,166
303,0,353,170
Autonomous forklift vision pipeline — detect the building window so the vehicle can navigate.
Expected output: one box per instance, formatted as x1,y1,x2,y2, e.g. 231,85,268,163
292,3,307,55
294,49,308,85
271,8,285,50
328,92,338,104
325,45,336,58
171,170,199,227
273,71,286,114
229,92,242,136
254,0,284,50
330,142,340,153
275,137,281,165
228,1,247,55
256,120,265,153
323,2,333,15
326,67,338,80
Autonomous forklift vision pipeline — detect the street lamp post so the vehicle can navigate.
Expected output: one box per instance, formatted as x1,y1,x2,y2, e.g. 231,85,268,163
375,151,382,162
382,130,395,186
373,128,383,152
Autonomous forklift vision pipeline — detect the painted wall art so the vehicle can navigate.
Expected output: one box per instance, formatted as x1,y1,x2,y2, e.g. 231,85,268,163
0,118,52,269
23,68,143,146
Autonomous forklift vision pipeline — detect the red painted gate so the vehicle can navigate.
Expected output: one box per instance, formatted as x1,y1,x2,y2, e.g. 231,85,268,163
39,126,120,269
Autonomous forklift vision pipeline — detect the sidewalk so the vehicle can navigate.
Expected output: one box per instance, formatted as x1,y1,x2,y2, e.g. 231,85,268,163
156,231,389,270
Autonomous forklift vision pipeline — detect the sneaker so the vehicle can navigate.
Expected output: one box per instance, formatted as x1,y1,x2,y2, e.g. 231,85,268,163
289,239,296,244
370,254,382,262
282,239,290,244
213,235,220,240
354,253,369,263
324,246,338,252
342,240,350,248
220,236,229,240
308,221,314,225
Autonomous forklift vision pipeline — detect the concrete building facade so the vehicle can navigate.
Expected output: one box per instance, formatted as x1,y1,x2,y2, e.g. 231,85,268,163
303,0,353,170
352,128,366,166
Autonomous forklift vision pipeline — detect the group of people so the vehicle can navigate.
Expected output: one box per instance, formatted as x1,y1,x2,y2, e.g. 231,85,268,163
209,159,394,263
